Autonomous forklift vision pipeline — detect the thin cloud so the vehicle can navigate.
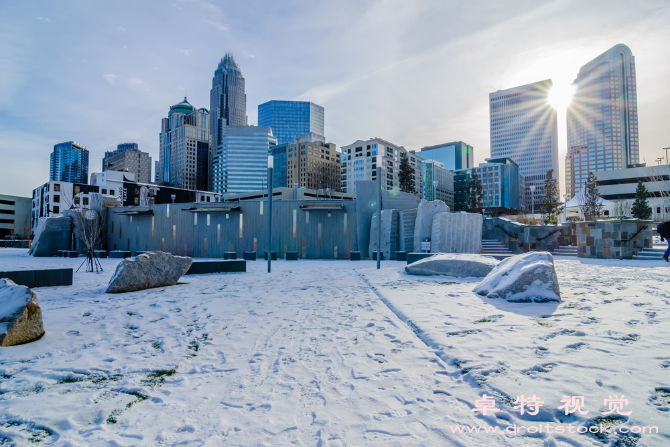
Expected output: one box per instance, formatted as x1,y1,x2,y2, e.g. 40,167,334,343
36,17,52,23
116,26,126,33
206,20,228,31
178,48,191,56
127,78,144,86
103,74,118,84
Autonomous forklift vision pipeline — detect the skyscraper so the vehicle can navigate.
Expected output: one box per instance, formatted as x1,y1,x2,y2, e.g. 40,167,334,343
158,98,211,191
565,44,640,199
489,80,559,211
103,143,152,184
210,53,247,165
50,141,89,184
212,126,277,194
258,101,325,145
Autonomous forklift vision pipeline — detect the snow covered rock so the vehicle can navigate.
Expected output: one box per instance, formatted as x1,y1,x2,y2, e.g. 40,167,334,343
105,251,193,293
405,253,498,277
473,252,561,302
431,212,483,254
413,200,449,252
0,279,45,347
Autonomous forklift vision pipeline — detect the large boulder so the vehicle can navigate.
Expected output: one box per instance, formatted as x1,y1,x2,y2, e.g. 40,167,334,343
473,252,561,302
405,254,498,277
0,279,45,347
413,200,449,252
431,212,483,254
106,251,193,293
369,209,400,259
28,216,71,257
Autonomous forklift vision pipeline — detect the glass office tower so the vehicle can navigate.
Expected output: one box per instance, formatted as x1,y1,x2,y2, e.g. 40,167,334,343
417,141,473,171
212,126,277,194
489,79,559,211
50,141,89,184
258,101,325,145
158,98,211,190
565,44,640,199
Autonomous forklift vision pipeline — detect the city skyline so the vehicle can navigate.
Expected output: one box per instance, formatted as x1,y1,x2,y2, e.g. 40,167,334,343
1,1,669,197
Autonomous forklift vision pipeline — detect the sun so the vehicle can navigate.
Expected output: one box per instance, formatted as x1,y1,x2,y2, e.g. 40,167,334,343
547,83,575,112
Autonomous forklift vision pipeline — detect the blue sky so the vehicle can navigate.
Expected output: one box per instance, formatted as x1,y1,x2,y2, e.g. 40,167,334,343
1,0,669,197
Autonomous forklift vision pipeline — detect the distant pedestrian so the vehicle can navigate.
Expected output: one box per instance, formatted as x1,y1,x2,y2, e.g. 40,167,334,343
657,220,670,262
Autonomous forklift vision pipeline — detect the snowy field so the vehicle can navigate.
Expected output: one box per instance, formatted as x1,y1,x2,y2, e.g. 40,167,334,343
1,248,669,446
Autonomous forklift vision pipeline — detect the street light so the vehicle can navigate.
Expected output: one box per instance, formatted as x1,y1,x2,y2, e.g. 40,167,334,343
432,180,438,201
377,166,382,270
170,194,176,204
563,193,568,222
530,185,536,216
267,155,274,273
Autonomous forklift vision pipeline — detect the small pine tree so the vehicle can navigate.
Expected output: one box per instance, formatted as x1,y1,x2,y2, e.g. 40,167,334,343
631,180,652,220
398,152,415,193
466,168,484,212
580,172,603,220
541,169,560,224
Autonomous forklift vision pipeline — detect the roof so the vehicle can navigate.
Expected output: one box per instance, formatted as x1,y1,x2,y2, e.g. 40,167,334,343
169,97,195,116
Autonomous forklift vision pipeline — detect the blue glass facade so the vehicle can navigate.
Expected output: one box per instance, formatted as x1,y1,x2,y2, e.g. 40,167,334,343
418,141,473,171
258,101,324,145
212,126,277,194
272,143,289,188
50,141,89,184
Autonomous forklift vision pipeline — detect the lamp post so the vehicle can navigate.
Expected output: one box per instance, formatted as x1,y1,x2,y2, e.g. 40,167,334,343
530,185,536,216
432,180,438,202
377,166,382,270
267,156,273,273
563,193,568,222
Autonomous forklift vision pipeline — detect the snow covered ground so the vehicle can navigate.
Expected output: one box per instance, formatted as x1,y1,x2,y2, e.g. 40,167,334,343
0,248,669,446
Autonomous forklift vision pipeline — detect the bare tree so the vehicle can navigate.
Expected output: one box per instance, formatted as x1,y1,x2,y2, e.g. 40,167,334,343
70,202,106,273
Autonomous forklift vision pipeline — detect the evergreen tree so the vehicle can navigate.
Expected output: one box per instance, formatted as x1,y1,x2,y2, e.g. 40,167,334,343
466,168,484,212
580,172,603,220
541,169,560,224
631,180,652,220
398,152,415,193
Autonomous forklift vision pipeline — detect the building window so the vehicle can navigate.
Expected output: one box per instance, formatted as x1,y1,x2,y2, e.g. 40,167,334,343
54,183,61,192
53,195,60,203
53,206,59,214
74,186,81,194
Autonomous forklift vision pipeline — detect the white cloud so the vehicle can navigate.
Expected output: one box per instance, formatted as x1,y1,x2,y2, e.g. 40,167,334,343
178,48,191,56
206,20,227,31
116,26,126,33
127,78,144,86
103,74,118,84
36,17,51,23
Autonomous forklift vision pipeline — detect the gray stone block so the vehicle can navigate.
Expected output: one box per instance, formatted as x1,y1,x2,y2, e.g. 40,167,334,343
369,209,400,260
431,212,483,254
405,253,498,277
399,209,417,253
28,217,71,257
106,252,192,293
413,200,449,252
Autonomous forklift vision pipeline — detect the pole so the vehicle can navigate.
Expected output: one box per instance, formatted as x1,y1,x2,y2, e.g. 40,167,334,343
563,194,567,223
267,156,273,273
377,166,382,270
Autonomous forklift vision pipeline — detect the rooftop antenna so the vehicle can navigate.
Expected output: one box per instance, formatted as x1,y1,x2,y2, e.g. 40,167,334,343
663,147,670,165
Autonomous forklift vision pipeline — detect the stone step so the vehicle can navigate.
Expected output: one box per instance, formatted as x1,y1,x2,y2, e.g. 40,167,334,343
633,255,665,260
640,248,667,254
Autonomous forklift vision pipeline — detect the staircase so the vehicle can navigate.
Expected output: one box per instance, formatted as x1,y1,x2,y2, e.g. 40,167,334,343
633,246,668,260
482,240,514,259
554,245,578,257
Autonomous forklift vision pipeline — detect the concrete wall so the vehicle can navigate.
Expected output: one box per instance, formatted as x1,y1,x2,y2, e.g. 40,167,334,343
106,200,358,259
483,217,572,253
576,220,652,259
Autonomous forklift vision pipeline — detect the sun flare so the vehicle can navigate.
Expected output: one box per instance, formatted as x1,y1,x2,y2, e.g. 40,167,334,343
547,84,575,112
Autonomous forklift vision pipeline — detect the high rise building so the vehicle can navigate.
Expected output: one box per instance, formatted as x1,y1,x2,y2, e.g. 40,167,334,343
103,143,152,184
271,143,290,189
417,141,474,171
285,133,341,191
212,125,277,194
453,157,525,213
0,194,31,239
258,101,325,145
158,98,211,191
210,54,247,180
50,141,89,184
341,138,422,194
489,80,558,211
421,160,455,208
565,44,640,199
